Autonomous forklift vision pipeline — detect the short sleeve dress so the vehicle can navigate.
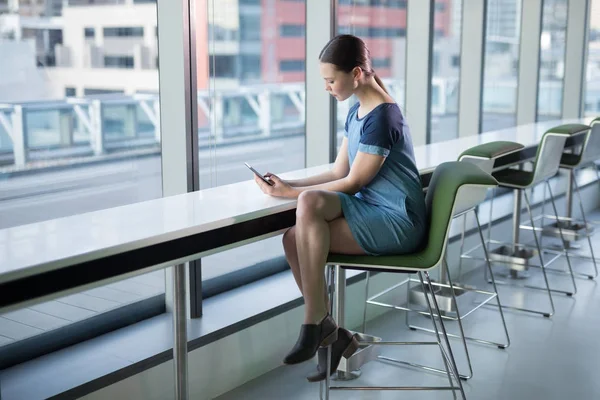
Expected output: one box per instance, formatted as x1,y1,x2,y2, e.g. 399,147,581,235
337,102,427,256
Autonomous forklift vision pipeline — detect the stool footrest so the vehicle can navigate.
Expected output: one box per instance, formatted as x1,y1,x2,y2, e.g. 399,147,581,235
337,332,381,374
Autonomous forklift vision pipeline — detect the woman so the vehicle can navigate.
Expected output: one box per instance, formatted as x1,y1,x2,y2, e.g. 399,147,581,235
253,34,427,381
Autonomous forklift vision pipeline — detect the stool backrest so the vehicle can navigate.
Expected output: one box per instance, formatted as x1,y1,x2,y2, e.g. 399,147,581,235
531,131,569,185
422,162,497,267
456,141,524,215
579,118,600,166
457,141,524,175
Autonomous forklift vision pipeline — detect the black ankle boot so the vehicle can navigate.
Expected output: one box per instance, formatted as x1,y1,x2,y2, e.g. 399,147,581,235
306,327,360,382
283,314,338,365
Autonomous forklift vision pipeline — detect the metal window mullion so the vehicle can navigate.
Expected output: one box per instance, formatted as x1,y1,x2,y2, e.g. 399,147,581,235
306,0,334,167
516,0,543,125
157,0,199,317
405,0,434,146
458,0,486,137
563,0,590,118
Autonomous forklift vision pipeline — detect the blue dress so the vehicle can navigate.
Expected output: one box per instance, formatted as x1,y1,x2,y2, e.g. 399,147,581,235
337,102,427,256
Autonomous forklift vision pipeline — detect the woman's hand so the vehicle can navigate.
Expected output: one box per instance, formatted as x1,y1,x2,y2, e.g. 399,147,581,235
254,173,298,198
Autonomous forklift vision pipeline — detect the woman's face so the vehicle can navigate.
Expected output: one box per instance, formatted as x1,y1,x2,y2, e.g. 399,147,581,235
319,62,358,102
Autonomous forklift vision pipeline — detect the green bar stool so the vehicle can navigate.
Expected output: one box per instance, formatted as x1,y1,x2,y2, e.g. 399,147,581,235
320,161,497,399
535,119,600,280
400,142,522,371
484,124,581,318
357,141,520,383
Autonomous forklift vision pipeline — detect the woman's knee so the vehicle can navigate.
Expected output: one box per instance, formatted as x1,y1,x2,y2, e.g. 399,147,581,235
296,190,327,221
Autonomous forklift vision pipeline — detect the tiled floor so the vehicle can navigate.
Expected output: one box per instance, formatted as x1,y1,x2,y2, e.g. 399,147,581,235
217,212,600,400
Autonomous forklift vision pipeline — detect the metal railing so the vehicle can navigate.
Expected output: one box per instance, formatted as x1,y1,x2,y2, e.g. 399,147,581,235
2,78,598,169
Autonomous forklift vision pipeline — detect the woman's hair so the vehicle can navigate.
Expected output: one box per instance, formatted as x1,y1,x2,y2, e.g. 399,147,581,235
318,34,388,94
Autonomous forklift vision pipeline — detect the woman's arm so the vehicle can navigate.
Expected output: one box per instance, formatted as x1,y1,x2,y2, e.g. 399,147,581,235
293,151,385,195
256,150,385,199
281,138,350,187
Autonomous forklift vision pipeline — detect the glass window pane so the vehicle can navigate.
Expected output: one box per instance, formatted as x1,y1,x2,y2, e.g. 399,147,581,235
0,0,164,358
199,0,306,284
585,0,600,117
537,0,567,121
430,0,462,143
481,0,522,132
336,0,407,150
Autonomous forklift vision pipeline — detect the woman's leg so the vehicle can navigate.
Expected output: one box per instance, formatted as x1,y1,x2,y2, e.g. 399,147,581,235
295,190,365,324
283,226,332,310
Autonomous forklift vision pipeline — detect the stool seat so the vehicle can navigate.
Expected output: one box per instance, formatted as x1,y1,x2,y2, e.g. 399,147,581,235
459,141,524,160
328,161,497,272
492,168,534,188
550,123,590,136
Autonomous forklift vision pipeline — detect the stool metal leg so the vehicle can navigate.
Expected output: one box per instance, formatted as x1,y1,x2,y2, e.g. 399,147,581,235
421,271,466,399
326,269,465,398
405,256,473,380
545,181,577,296
407,208,510,373
418,272,459,400
457,213,468,279
523,189,555,317
486,190,557,317
474,211,511,349
361,271,371,334
573,175,599,279
326,265,335,400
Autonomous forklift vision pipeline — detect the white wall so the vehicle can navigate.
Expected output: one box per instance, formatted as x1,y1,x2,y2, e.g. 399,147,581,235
0,39,55,102
46,67,159,96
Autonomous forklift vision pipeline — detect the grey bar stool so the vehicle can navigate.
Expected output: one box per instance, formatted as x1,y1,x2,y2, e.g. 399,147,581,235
535,119,600,280
320,161,498,399
479,124,580,318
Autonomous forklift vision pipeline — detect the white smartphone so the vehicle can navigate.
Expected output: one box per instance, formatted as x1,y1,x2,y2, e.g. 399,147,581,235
244,162,273,186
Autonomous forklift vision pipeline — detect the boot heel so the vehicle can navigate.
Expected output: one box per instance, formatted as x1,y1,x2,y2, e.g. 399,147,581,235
342,335,360,359
320,328,338,347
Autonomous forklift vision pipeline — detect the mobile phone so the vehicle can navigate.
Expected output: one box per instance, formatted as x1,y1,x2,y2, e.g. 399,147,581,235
244,162,273,186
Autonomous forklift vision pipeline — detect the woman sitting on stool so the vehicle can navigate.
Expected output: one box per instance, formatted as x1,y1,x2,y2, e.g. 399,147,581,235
253,34,427,382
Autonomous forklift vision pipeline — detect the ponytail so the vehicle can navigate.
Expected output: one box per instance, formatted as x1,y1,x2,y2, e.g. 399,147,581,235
373,73,388,94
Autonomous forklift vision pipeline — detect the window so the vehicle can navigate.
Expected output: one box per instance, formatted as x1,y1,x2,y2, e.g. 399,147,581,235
104,55,135,69
340,0,407,7
481,0,522,132
0,0,163,367
196,1,307,289
585,1,600,116
83,88,125,95
279,59,305,72
372,57,391,68
430,0,462,143
338,26,406,38
209,55,237,78
240,54,261,81
336,0,407,150
280,24,305,37
240,14,261,41
103,27,144,38
451,55,460,67
537,0,567,121
84,27,95,39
